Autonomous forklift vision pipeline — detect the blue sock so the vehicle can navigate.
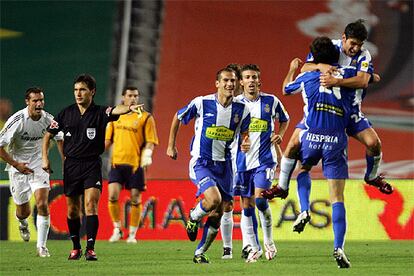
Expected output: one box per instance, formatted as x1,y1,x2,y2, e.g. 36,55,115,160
332,202,346,249
297,171,311,212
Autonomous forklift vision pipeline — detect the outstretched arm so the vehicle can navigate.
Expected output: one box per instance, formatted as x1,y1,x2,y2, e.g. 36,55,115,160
111,104,144,116
166,113,181,160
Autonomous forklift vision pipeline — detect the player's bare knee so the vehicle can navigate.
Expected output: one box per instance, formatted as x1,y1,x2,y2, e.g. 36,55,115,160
36,201,49,216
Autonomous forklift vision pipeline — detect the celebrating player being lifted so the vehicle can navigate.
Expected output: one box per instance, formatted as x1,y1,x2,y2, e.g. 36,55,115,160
263,19,393,202
167,67,251,264
0,87,63,257
281,37,355,268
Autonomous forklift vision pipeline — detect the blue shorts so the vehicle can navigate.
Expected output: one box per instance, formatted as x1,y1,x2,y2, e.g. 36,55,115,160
346,109,372,136
108,165,146,191
299,130,348,179
190,157,233,202
234,163,276,198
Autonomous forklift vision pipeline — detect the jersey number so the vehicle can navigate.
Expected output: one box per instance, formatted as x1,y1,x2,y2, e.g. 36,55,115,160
319,86,341,100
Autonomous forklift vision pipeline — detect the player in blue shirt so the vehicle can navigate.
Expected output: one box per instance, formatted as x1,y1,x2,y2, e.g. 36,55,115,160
281,37,352,268
167,67,251,264
232,64,289,262
263,19,392,202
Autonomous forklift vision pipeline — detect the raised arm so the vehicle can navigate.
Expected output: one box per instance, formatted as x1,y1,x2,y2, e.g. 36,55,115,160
166,112,181,160
282,58,303,95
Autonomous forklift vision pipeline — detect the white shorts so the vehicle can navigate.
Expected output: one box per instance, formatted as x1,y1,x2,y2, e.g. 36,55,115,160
8,167,50,205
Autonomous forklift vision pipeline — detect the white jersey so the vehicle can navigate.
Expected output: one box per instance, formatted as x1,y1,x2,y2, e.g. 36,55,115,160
235,92,289,171
177,94,250,161
0,107,63,172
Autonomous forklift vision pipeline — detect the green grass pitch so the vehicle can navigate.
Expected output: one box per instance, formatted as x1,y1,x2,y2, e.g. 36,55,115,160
0,240,413,275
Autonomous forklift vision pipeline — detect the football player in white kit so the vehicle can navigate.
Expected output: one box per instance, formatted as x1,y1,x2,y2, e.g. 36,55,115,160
0,87,63,257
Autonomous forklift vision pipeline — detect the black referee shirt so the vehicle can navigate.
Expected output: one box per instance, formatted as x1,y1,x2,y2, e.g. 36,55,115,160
47,102,119,160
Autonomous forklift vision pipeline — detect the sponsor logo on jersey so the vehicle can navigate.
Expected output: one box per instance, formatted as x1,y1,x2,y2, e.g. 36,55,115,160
315,102,344,116
205,113,214,117
249,117,268,132
205,125,234,141
361,61,369,70
86,128,96,140
305,132,339,143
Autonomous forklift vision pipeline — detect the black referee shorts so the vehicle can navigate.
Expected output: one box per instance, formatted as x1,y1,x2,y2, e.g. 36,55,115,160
63,157,103,197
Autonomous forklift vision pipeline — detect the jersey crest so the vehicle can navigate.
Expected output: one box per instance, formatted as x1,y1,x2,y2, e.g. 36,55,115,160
86,128,96,139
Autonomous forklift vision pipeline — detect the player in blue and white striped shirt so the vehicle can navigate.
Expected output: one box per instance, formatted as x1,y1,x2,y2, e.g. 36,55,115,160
281,37,353,268
232,64,289,262
167,67,251,264
264,20,392,202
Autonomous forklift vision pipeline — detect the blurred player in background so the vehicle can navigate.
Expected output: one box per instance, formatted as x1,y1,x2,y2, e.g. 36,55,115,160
42,74,143,261
282,37,353,268
233,64,289,262
105,86,158,244
0,87,63,257
167,67,251,264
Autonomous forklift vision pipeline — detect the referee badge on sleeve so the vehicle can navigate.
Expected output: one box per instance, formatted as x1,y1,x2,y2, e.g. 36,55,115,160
86,128,96,139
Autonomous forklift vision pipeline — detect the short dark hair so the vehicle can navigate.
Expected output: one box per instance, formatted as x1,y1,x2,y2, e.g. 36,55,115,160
226,63,242,80
74,74,96,91
25,87,43,100
344,19,368,42
240,64,261,78
122,86,139,96
216,67,236,81
310,36,339,65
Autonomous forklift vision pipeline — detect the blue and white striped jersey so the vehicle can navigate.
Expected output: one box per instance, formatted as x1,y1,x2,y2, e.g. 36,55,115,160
306,39,374,108
306,39,372,73
234,92,289,172
285,69,354,132
177,94,250,161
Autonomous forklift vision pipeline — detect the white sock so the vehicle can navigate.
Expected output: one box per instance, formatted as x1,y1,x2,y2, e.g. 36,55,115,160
220,211,233,248
278,156,296,190
258,208,273,245
190,201,208,221
241,210,259,251
113,221,121,229
36,215,50,248
367,153,382,180
129,226,138,238
194,226,219,255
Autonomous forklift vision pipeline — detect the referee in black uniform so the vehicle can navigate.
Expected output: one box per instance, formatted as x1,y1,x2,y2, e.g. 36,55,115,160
42,74,142,261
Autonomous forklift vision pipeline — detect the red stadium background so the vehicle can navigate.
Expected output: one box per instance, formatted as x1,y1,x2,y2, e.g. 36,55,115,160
150,1,413,180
